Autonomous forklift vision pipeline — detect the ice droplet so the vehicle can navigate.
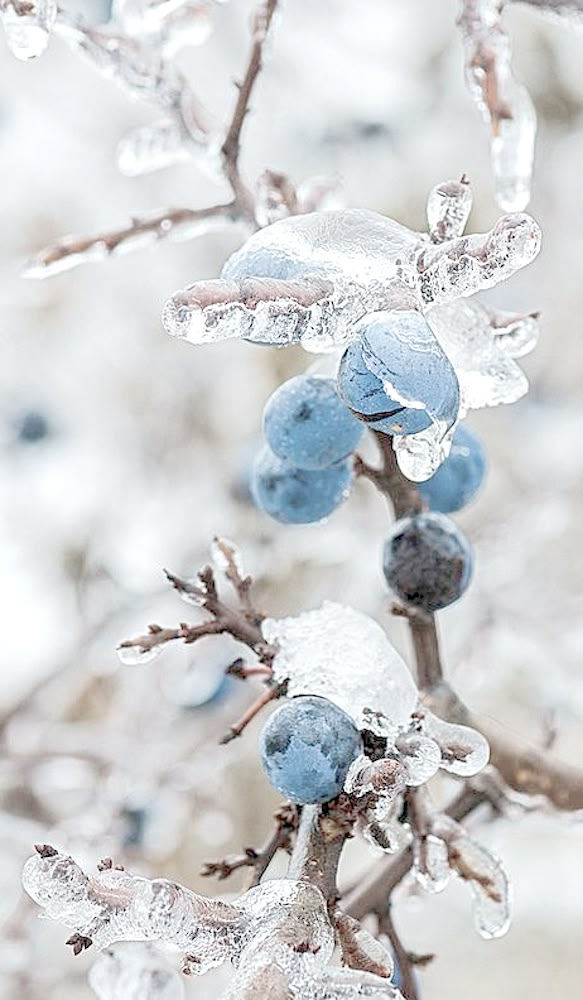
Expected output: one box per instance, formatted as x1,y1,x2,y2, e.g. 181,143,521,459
263,603,418,738
397,733,441,786
413,834,451,894
441,825,511,939
117,120,192,176
117,643,164,667
393,421,453,483
423,711,490,777
1,0,56,60
89,943,184,1000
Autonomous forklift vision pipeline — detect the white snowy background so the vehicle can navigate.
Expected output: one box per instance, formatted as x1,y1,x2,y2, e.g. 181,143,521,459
1,0,582,997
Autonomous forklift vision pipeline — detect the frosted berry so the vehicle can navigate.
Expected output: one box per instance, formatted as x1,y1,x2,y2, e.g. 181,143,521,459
260,695,363,804
382,512,473,612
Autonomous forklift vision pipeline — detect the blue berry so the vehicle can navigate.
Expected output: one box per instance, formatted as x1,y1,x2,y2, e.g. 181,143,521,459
382,512,473,612
260,695,363,804
418,424,486,514
14,411,50,444
338,311,460,434
250,446,352,524
264,375,363,470
338,339,431,435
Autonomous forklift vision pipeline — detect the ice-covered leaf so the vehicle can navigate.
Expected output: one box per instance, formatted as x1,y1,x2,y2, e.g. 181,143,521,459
262,603,418,738
89,943,184,1000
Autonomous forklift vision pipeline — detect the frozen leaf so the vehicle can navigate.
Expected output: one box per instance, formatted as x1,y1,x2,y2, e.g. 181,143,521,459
89,943,184,1000
162,207,540,351
262,603,418,738
397,733,441,786
423,711,490,777
1,0,56,60
335,912,394,978
412,833,451,894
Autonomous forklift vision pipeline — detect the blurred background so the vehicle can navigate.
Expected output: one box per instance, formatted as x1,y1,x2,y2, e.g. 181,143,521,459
1,0,583,996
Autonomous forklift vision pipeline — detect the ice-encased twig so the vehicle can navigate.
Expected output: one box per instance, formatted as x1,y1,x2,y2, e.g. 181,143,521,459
89,943,185,1000
161,207,540,348
458,0,537,211
22,204,239,279
53,11,208,143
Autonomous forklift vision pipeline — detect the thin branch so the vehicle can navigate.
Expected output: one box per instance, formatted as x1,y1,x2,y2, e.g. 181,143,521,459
201,804,297,886
219,680,286,744
221,0,280,219
366,432,583,812
378,908,420,1000
23,203,238,279
344,786,485,921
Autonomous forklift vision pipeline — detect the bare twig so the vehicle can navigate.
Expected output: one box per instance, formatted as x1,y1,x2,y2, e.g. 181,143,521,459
201,804,298,886
221,0,280,219
378,908,420,1000
219,680,286,744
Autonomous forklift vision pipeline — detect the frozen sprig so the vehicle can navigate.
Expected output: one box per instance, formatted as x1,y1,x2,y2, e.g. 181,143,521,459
458,0,536,211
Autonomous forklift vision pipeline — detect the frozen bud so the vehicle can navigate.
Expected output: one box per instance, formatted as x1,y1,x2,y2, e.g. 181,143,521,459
437,819,511,939
426,178,473,242
1,0,56,60
210,536,245,579
397,733,441,786
345,755,407,803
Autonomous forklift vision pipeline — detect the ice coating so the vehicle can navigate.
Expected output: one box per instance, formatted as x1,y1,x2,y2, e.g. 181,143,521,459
22,849,241,954
345,755,407,808
0,0,56,60
262,602,418,738
113,0,214,53
89,943,184,1000
396,733,442,786
427,298,530,412
117,120,193,176
355,311,460,431
426,178,473,243
161,207,540,351
435,816,511,939
412,833,451,894
459,0,536,211
311,968,405,999
423,711,490,777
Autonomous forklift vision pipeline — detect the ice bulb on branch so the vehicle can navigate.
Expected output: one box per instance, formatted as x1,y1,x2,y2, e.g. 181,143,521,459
1,0,56,60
